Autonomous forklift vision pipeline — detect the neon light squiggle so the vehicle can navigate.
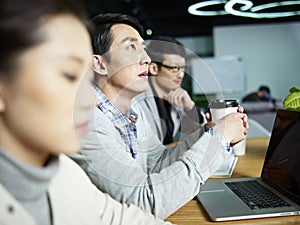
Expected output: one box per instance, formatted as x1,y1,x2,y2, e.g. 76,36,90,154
188,0,228,16
188,0,300,18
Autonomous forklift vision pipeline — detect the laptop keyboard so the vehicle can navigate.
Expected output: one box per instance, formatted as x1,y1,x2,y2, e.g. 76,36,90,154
225,181,291,210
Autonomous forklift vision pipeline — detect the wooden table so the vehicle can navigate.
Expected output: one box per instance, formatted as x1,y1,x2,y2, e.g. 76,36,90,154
166,137,300,225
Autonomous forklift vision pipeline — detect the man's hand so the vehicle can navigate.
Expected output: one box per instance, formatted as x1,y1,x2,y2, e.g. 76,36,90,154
164,87,195,111
206,105,245,122
212,110,248,145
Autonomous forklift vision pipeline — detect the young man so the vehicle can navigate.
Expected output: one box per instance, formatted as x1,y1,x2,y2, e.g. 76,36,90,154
242,85,275,102
135,36,205,145
72,13,248,219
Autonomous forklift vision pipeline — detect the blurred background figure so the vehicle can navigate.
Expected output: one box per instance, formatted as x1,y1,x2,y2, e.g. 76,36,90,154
241,85,281,134
242,85,276,103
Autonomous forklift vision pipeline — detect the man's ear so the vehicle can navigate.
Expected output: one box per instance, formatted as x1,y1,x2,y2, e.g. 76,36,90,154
149,62,159,76
92,55,108,76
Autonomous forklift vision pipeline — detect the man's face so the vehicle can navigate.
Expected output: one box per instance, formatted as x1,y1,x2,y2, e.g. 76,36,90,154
152,53,186,91
103,24,151,98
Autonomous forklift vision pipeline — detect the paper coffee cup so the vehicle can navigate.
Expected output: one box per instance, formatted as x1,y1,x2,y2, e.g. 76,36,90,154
233,138,246,156
209,99,238,121
209,99,246,156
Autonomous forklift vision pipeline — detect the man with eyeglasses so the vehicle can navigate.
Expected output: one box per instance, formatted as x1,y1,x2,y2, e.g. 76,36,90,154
135,36,205,145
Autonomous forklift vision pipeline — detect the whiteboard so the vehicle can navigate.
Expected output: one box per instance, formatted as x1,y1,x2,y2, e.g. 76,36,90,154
191,56,245,95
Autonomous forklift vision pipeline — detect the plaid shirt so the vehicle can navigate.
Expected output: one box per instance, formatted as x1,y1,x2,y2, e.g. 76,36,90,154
94,86,138,158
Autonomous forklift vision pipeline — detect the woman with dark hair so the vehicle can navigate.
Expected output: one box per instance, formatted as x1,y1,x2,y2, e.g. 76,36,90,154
0,1,172,224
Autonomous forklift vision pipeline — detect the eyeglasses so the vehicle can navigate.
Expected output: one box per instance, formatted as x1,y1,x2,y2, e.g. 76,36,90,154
160,63,187,73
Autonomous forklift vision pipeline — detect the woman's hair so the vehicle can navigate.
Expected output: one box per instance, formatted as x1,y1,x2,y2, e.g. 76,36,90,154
90,13,144,60
0,0,90,76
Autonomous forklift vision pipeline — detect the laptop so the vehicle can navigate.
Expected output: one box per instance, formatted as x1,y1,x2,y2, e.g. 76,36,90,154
197,109,300,221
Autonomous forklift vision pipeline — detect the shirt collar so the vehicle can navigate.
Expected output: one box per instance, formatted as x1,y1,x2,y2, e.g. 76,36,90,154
94,85,138,128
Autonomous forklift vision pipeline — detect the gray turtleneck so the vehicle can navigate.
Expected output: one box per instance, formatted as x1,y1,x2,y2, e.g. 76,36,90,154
0,149,59,225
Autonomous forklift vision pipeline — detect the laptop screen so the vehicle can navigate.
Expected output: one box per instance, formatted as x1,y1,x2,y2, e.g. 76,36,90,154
261,109,300,204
